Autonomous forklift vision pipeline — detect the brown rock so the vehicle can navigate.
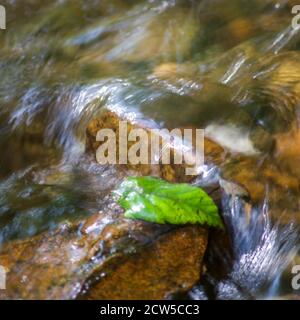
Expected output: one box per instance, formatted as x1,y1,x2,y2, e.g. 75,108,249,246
275,127,300,177
86,110,225,183
221,155,300,204
226,18,255,44
0,202,207,300
85,226,208,300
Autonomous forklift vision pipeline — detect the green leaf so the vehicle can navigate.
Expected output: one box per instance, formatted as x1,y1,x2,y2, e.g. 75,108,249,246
114,176,223,228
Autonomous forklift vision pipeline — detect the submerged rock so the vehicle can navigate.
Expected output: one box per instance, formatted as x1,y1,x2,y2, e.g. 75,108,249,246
0,120,60,178
69,2,200,64
275,127,300,178
221,155,300,204
220,154,300,227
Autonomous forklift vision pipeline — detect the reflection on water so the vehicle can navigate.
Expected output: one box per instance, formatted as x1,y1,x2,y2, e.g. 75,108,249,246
1,0,300,299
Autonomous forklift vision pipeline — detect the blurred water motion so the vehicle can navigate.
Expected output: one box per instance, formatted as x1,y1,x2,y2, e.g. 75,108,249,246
1,0,300,299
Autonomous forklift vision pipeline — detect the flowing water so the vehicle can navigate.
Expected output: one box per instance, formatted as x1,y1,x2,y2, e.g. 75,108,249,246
1,0,300,299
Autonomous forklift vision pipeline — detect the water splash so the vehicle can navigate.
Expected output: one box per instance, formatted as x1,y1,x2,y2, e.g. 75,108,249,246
215,194,299,299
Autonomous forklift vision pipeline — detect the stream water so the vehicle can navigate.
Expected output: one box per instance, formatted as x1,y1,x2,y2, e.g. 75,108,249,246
1,0,300,299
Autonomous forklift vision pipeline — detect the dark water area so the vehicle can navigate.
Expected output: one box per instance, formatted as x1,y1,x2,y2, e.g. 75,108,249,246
1,0,300,299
